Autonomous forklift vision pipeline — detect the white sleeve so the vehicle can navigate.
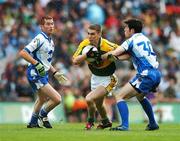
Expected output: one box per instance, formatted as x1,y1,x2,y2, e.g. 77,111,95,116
120,38,132,51
24,34,43,53
120,40,129,51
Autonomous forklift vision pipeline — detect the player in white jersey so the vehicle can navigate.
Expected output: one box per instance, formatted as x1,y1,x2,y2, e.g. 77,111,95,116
19,16,68,128
101,19,161,131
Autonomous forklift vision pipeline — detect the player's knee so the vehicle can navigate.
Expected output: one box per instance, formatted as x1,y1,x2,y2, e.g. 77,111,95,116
136,94,145,101
96,103,103,109
85,95,93,103
55,95,61,105
115,94,124,101
123,97,129,101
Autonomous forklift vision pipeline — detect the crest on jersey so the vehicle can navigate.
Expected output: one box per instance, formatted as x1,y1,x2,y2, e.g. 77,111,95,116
33,38,40,47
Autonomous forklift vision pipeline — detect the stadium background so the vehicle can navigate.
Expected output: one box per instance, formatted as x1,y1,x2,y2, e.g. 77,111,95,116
0,0,179,124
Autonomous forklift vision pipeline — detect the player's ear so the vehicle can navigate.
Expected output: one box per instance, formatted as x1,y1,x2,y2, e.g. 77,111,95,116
98,32,102,37
131,28,135,34
40,25,43,30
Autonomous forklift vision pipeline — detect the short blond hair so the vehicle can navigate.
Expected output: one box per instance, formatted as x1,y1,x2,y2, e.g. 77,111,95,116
88,24,102,33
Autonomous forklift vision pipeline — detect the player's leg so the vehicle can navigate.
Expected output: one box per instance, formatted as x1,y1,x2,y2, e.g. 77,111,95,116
39,84,61,113
86,85,107,101
85,74,117,129
135,70,161,130
136,94,159,130
94,97,112,129
92,74,118,119
27,74,49,128
38,83,61,128
96,74,118,129
85,86,110,129
85,75,106,130
27,92,47,128
85,90,97,130
110,82,138,131
94,96,106,119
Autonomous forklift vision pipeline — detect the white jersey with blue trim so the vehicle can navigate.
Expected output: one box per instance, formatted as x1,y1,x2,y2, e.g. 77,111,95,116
121,33,159,74
24,32,54,71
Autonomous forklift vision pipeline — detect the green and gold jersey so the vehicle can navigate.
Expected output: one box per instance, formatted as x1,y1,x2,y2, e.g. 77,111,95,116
73,38,119,76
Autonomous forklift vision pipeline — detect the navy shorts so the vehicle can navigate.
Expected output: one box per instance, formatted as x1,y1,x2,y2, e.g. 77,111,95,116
27,67,49,93
130,69,161,95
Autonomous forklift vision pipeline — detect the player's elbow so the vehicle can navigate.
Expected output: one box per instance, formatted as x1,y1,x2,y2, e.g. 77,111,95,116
19,50,25,58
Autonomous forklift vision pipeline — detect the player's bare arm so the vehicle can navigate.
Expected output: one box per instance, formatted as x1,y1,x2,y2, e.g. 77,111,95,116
101,46,129,61
49,65,57,74
72,54,87,65
50,65,68,85
117,53,130,60
19,49,37,65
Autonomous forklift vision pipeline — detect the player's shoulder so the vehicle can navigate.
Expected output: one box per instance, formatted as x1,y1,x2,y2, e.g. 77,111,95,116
132,33,150,43
29,33,47,47
101,38,118,48
101,38,110,43
79,38,90,47
36,32,52,41
33,33,45,42
101,38,113,44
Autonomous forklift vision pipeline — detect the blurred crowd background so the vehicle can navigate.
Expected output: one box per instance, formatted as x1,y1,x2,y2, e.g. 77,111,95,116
0,0,180,122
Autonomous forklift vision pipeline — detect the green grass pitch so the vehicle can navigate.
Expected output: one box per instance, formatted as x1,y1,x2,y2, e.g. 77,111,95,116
0,123,180,141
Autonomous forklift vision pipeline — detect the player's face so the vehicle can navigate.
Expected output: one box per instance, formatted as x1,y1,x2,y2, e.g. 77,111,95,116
41,19,54,35
124,25,133,38
87,29,100,46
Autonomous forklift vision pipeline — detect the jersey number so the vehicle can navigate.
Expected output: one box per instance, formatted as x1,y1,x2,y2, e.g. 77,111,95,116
47,50,53,62
137,41,156,56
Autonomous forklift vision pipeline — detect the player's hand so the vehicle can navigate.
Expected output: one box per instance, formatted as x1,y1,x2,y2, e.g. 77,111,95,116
107,54,118,62
86,48,101,62
94,53,102,65
35,62,46,77
86,48,100,58
53,71,69,85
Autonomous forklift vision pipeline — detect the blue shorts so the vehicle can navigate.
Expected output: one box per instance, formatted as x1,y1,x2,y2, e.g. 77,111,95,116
27,66,49,93
130,69,161,95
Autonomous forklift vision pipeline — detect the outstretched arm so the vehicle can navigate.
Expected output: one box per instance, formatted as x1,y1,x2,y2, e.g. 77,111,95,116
101,46,130,61
117,52,130,60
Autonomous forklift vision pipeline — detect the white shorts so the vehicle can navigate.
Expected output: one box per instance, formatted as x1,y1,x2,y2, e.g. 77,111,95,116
91,74,118,92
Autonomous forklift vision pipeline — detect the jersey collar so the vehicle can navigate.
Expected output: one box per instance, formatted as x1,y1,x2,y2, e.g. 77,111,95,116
97,37,102,51
41,32,51,42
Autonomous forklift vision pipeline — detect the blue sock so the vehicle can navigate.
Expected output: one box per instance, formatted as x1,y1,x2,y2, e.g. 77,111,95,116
117,101,129,128
39,107,48,117
139,98,157,125
29,113,39,125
